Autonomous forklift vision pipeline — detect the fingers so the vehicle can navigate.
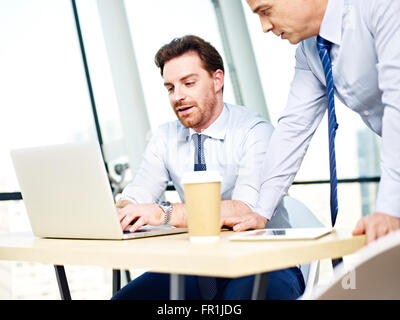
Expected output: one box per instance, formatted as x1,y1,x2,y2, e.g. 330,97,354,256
117,205,142,231
352,213,400,245
117,203,160,233
221,213,265,232
220,216,242,229
232,220,252,232
352,217,376,244
222,216,247,231
119,211,147,232
128,217,146,233
117,208,128,224
119,211,138,231
352,218,366,236
365,224,377,245
232,216,266,231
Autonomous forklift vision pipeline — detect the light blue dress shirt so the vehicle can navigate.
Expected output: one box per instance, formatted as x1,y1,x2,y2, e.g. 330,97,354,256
121,103,274,211
257,0,400,219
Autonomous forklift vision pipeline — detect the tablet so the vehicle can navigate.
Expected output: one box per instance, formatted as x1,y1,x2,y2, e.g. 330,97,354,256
229,228,333,241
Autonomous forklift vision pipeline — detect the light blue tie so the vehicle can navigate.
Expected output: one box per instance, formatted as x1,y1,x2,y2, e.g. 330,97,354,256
193,133,217,299
316,35,339,227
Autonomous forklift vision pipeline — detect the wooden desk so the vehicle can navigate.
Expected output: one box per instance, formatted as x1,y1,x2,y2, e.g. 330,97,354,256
0,229,365,299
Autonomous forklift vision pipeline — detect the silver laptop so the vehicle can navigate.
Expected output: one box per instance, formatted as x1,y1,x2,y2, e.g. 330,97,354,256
10,141,187,240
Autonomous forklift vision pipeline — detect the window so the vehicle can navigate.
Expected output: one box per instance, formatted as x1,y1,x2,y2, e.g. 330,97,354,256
123,0,236,132
0,0,108,299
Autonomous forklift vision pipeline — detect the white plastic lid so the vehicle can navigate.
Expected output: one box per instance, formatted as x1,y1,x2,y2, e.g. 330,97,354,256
181,170,222,184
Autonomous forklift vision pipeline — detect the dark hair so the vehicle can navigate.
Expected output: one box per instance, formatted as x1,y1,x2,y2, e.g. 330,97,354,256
154,35,224,76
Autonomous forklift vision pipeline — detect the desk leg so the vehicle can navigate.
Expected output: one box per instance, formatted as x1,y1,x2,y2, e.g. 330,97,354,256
332,257,343,268
251,272,269,300
125,270,131,282
54,265,71,300
112,269,132,295
112,269,121,295
170,274,185,300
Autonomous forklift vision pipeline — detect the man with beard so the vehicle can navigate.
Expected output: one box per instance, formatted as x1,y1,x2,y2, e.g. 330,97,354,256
112,35,305,300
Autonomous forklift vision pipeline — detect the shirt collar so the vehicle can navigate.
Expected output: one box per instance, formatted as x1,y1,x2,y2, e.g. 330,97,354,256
319,0,344,45
179,103,229,142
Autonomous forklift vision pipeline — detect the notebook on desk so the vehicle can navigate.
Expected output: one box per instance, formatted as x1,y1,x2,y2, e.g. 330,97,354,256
10,142,187,240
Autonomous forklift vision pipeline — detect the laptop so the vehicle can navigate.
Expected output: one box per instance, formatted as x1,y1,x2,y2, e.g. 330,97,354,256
229,227,333,241
10,141,187,240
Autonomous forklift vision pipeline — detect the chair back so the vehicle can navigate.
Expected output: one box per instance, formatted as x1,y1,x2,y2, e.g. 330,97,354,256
282,196,324,291
308,230,400,299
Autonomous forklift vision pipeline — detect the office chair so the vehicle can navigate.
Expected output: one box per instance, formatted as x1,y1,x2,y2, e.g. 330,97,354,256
302,229,400,299
282,196,325,295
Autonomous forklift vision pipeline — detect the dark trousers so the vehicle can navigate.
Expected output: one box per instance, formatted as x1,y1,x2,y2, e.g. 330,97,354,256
111,267,305,300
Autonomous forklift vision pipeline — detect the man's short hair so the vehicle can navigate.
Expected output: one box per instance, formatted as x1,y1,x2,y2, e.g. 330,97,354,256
154,35,224,76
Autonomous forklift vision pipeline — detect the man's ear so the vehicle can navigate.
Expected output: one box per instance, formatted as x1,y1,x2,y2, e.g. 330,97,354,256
213,69,224,93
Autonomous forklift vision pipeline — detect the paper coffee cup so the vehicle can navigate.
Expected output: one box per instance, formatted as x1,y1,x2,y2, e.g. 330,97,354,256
182,171,222,243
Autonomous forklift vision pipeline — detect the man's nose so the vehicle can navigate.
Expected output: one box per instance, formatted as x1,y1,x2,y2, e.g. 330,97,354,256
173,86,186,102
260,17,273,33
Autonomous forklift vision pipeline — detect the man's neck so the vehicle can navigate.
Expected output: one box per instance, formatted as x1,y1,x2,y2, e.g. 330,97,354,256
193,97,224,133
315,0,329,35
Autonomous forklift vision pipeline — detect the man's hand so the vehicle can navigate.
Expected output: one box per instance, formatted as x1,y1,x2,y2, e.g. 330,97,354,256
116,201,164,232
221,211,268,232
219,200,267,231
352,212,400,245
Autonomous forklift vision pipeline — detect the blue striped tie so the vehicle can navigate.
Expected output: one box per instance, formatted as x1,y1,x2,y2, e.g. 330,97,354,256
316,35,339,227
193,133,217,299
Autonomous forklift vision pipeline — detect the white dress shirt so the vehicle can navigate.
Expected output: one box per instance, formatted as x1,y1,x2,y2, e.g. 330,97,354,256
121,103,274,211
257,0,400,219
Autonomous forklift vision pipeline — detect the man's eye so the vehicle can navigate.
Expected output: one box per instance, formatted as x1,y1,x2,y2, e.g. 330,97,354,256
186,82,194,86
260,9,269,16
167,87,174,93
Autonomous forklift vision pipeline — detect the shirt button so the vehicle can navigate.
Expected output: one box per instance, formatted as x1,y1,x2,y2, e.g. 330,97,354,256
363,110,370,116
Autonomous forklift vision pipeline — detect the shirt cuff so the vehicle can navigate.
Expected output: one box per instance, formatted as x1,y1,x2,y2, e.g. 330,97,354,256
374,166,400,218
118,196,138,204
375,190,400,218
255,186,286,220
231,184,260,212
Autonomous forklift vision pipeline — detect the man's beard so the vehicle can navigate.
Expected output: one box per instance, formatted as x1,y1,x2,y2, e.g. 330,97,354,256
175,95,217,129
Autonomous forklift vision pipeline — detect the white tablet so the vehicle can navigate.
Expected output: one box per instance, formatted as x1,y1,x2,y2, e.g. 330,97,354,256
229,228,333,241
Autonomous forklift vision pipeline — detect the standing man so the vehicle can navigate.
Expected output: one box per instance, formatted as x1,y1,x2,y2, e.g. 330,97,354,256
112,35,305,300
245,0,400,244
